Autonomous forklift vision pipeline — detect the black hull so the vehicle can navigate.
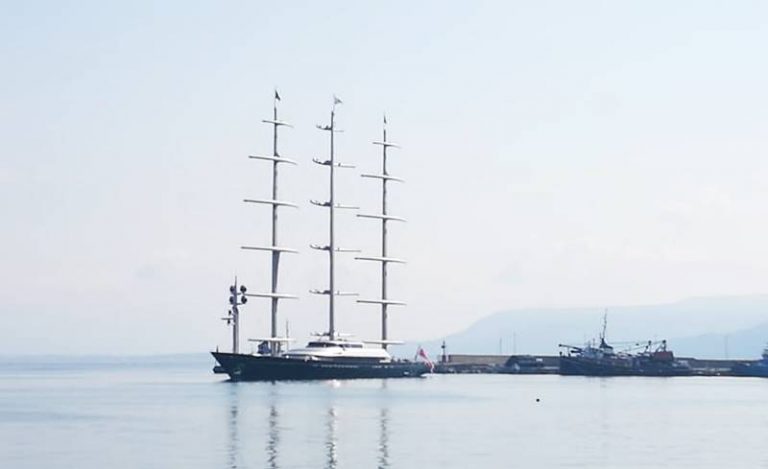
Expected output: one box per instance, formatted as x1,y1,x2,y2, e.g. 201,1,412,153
559,357,693,377
211,352,429,381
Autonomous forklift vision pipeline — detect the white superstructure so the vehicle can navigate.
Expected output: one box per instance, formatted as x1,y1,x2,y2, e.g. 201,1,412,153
283,337,392,362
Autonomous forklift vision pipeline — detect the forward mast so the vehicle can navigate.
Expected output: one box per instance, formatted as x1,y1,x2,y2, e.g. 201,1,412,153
241,91,298,355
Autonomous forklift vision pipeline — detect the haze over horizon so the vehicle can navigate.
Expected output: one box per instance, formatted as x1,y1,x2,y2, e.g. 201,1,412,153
3,1,768,354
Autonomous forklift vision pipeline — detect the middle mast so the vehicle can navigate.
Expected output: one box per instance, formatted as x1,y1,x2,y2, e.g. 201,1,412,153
310,96,359,340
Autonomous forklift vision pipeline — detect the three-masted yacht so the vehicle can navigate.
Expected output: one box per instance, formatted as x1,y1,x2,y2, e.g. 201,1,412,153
211,93,428,380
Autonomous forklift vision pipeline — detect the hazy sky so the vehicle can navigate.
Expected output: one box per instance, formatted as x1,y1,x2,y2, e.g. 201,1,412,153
3,1,768,354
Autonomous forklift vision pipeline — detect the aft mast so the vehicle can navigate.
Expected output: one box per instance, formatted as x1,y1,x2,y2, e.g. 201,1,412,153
241,90,298,354
310,96,359,340
357,115,406,349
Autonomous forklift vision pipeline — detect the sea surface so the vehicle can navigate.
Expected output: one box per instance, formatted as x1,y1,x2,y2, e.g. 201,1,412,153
1,355,766,469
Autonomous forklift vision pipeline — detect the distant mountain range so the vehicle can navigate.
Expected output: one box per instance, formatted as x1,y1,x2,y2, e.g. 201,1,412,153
418,295,768,359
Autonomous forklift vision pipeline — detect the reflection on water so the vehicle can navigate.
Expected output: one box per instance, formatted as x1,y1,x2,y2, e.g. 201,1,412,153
5,364,766,469
325,406,338,469
378,407,390,469
223,382,392,469
226,383,240,469
267,386,280,469
378,379,390,469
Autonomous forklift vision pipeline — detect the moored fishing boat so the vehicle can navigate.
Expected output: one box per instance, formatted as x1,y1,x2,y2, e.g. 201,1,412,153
558,315,692,377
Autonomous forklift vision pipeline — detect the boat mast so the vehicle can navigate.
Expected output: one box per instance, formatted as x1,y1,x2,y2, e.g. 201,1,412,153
357,115,406,349
311,96,358,340
241,90,298,354
224,276,248,353
601,310,608,343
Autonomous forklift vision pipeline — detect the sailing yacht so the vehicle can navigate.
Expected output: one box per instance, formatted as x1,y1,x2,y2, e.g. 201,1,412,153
211,93,428,380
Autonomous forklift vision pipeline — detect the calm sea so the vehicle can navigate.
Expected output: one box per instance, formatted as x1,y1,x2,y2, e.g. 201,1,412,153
1,355,766,468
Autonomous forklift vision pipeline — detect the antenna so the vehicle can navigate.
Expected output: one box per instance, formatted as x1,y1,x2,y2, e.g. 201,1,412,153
356,114,406,348
311,96,358,340
241,90,299,355
285,320,290,351
223,276,248,353
601,309,608,342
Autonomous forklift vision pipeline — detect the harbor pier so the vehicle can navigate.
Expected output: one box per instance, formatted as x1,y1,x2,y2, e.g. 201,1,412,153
434,354,753,377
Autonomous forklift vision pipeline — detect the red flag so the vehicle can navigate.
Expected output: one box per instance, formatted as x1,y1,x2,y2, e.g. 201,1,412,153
416,347,435,372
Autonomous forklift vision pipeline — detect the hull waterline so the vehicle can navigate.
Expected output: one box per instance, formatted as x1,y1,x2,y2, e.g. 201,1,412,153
212,352,429,381
731,362,768,378
559,356,693,377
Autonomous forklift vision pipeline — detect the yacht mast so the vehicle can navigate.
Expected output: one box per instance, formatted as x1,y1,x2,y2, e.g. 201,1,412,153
357,115,406,348
224,276,247,353
241,90,298,354
311,96,358,340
